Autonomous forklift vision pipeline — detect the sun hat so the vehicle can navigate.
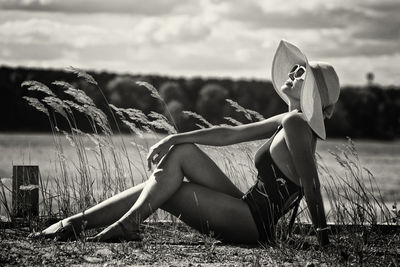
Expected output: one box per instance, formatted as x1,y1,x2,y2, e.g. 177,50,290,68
271,40,340,140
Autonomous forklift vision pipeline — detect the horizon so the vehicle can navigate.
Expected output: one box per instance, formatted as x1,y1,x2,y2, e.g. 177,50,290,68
2,64,398,89
1,0,399,86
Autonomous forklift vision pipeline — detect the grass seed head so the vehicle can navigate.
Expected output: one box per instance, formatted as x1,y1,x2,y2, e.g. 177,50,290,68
22,96,50,116
183,110,213,128
65,66,98,86
136,81,162,100
21,80,56,97
64,88,95,106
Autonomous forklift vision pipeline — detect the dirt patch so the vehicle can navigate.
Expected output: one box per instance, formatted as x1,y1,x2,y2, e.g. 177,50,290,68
1,223,399,266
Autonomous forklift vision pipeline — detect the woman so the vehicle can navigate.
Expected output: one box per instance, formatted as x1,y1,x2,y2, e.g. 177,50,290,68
30,40,340,247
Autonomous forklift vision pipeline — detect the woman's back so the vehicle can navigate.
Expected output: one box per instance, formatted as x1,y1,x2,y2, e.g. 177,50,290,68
269,113,317,187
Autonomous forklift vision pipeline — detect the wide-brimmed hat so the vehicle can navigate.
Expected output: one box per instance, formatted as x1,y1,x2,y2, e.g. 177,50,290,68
271,40,340,140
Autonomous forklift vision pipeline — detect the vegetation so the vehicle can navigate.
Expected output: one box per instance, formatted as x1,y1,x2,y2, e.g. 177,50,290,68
0,67,399,266
1,65,399,139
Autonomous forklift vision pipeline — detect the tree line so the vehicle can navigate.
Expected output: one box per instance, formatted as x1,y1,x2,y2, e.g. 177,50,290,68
1,66,399,139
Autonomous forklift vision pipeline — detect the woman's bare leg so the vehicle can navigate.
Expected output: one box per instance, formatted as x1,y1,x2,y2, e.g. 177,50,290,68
34,144,244,237
90,144,253,242
66,182,146,229
29,183,147,239
162,182,259,243
71,144,242,228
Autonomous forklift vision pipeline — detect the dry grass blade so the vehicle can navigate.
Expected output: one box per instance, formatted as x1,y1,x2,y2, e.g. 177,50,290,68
109,104,124,117
65,66,98,86
42,96,71,119
224,117,243,126
148,112,177,134
122,120,144,136
52,81,74,89
64,100,87,113
64,88,95,106
21,80,56,97
136,81,179,130
318,139,393,225
226,99,265,122
85,105,112,135
136,81,162,100
226,99,252,120
0,178,12,221
148,111,169,122
53,81,95,106
22,96,50,116
246,109,265,121
183,110,213,128
123,108,149,125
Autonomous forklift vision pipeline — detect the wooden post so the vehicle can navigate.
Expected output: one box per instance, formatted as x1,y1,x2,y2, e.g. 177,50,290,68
12,165,39,218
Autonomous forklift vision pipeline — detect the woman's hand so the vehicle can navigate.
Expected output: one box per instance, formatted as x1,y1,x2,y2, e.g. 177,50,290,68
147,135,175,170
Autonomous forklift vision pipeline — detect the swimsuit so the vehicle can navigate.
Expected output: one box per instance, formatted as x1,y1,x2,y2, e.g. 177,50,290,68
242,125,302,244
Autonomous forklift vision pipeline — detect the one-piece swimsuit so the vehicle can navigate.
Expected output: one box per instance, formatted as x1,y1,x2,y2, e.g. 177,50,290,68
242,125,302,244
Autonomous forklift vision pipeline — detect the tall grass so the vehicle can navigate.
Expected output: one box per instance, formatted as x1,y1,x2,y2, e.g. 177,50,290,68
0,69,398,241
317,140,397,226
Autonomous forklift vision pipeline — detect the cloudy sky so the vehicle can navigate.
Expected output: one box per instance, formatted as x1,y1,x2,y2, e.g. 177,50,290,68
1,0,399,86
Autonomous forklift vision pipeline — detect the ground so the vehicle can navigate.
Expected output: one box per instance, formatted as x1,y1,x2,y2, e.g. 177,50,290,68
1,222,399,266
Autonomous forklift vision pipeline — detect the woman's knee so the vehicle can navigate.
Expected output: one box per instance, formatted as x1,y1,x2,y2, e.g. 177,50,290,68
158,143,198,171
168,143,198,160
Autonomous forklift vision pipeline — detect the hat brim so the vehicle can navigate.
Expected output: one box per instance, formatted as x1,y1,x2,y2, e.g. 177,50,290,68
271,40,326,139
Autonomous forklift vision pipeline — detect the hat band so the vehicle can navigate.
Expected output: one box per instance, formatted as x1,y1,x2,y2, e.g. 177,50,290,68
312,67,329,107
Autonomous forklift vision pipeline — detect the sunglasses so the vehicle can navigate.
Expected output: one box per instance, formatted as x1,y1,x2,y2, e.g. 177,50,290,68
288,64,306,81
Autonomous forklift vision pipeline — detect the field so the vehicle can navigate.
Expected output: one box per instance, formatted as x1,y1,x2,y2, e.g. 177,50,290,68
1,135,400,266
1,76,399,265
1,133,399,219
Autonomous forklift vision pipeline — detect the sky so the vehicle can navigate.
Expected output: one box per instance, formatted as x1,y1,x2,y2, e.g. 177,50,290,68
0,0,399,86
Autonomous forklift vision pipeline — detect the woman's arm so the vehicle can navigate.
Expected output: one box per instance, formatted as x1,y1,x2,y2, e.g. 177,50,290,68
147,112,290,169
171,112,288,146
282,113,330,246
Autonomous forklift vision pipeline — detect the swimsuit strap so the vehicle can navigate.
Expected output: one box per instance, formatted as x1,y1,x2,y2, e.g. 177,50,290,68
273,125,283,138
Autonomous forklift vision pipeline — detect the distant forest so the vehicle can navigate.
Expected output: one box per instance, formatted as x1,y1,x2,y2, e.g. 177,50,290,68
1,66,399,139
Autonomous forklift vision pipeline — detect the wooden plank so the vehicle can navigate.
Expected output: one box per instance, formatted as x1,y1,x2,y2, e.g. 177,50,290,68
12,165,39,218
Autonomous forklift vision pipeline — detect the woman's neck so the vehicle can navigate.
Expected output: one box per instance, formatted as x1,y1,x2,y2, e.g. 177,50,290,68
288,100,301,112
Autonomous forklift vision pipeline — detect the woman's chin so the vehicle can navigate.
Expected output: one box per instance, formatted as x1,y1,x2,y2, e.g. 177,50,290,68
281,84,291,92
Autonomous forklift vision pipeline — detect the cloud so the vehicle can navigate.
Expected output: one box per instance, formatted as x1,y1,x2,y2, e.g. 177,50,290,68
216,0,400,46
146,16,212,44
350,2,400,41
0,15,212,49
0,41,66,60
213,0,400,60
0,0,399,86
0,0,196,15
0,19,105,46
352,19,400,41
217,1,362,29
361,1,400,15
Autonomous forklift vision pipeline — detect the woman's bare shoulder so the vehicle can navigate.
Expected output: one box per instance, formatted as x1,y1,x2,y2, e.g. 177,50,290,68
282,111,309,128
282,111,315,141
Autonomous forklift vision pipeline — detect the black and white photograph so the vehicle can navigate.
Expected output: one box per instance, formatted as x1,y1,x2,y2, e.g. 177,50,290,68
0,0,399,266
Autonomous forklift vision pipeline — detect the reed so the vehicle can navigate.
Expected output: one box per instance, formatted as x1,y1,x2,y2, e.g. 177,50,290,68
1,69,397,261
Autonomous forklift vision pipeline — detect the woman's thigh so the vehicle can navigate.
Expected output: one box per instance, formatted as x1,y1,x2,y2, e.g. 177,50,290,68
161,182,259,244
167,143,244,198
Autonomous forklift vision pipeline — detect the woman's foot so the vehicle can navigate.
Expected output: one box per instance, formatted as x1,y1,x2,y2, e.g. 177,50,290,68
28,219,79,241
86,220,141,242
